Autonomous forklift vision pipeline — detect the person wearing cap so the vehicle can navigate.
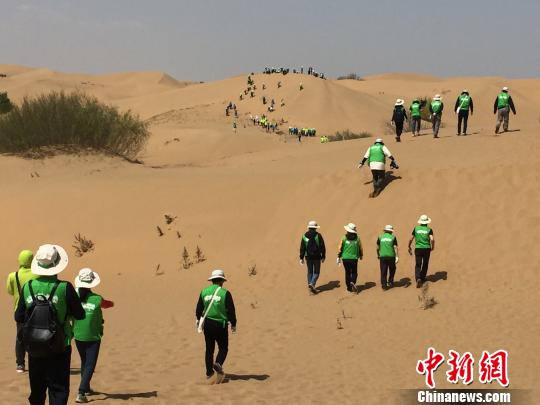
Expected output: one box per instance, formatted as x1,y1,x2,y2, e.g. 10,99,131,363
429,95,444,139
454,90,474,136
494,87,516,134
391,99,408,142
337,223,363,292
409,99,422,136
377,225,399,289
14,244,85,405
408,215,435,288
299,220,326,294
73,269,114,403
358,139,399,197
6,249,37,373
195,270,237,381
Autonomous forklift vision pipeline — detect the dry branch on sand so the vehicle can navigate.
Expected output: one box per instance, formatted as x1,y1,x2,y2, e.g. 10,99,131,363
72,234,94,257
194,245,206,263
418,284,437,310
248,264,257,276
164,214,177,225
182,247,193,270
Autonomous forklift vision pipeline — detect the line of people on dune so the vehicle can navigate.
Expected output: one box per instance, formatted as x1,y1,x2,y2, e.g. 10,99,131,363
250,114,279,132
263,66,326,79
390,87,517,142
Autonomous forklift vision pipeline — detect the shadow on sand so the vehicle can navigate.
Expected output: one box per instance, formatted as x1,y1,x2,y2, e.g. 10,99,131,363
426,271,447,283
223,374,270,383
92,391,158,401
355,281,376,293
316,280,340,293
393,277,412,288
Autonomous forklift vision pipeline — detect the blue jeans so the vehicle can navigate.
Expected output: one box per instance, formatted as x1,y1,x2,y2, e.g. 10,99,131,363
75,340,101,394
306,259,321,286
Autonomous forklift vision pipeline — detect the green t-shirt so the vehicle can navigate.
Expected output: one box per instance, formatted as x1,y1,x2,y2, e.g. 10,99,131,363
7,267,38,311
412,225,433,249
73,291,103,342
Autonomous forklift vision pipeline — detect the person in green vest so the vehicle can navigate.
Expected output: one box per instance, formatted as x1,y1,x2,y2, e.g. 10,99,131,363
15,244,85,405
73,268,114,403
429,95,444,138
454,90,474,136
6,249,37,373
358,138,399,197
408,215,435,288
195,270,237,382
409,99,422,136
299,220,326,294
377,225,399,289
493,87,516,134
337,223,363,293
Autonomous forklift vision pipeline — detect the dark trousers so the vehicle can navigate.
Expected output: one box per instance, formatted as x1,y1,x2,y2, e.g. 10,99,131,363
371,170,386,191
16,322,26,366
203,319,228,377
75,340,101,395
380,258,396,286
306,259,321,287
458,110,469,134
395,121,404,138
415,248,431,282
28,346,71,405
342,259,358,290
411,117,421,134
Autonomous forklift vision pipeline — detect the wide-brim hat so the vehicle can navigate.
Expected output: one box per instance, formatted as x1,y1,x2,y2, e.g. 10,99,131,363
307,220,320,229
208,269,227,281
344,223,357,234
75,268,101,289
418,214,432,225
375,138,384,144
395,99,404,106
433,95,441,101
502,86,509,91
462,89,469,94
384,225,394,232
31,244,69,276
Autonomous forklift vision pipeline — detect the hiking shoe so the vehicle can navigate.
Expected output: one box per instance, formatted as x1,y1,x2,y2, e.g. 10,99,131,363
349,282,358,293
416,280,423,288
308,284,317,294
75,394,88,403
213,362,224,375
388,282,394,288
16,365,25,373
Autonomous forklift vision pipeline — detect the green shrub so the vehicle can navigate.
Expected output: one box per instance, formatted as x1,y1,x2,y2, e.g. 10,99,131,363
0,91,149,159
0,92,13,114
336,73,364,81
327,130,371,142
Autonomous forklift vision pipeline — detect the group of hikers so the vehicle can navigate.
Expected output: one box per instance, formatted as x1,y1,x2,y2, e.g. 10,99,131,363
262,66,326,79
299,216,435,294
6,244,113,404
288,126,317,141
390,87,517,142
250,114,279,132
225,102,238,118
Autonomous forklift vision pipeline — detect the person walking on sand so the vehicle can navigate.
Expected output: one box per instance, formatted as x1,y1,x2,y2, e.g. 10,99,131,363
494,87,517,134
337,223,363,293
358,138,399,198
454,90,473,136
195,270,237,383
429,95,444,139
391,99,408,142
409,99,422,136
408,215,435,288
377,225,399,289
73,269,114,403
6,249,37,373
15,244,85,405
299,221,326,294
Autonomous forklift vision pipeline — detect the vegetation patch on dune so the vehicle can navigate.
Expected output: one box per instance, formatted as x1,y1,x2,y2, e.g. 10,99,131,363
327,130,371,142
0,91,149,159
336,73,364,81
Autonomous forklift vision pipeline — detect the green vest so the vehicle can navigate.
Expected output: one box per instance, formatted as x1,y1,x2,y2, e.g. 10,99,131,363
22,277,72,346
459,95,471,110
341,236,361,260
201,284,228,325
73,292,103,342
431,100,442,114
303,233,320,248
8,267,39,311
497,92,509,109
368,144,385,164
410,103,421,117
414,225,432,249
378,233,396,258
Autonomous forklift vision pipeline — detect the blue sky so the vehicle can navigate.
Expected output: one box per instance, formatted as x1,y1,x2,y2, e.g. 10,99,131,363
1,0,538,81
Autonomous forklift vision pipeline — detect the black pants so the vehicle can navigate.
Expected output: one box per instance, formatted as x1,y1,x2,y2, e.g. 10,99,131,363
28,346,72,405
203,319,228,377
415,248,431,282
458,110,469,134
371,170,386,191
75,340,101,395
342,259,358,290
16,322,26,367
395,121,404,138
380,258,397,286
411,117,421,134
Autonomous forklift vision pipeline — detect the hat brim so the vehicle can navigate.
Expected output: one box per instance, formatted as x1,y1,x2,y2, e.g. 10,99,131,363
75,273,101,289
307,225,320,229
31,245,69,276
384,228,394,232
208,275,227,281
344,226,357,234
418,218,432,225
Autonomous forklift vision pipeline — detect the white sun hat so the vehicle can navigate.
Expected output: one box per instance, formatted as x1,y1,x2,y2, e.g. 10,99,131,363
433,94,441,100
502,86,509,91
375,138,384,144
384,225,394,232
31,244,69,276
417,214,432,225
395,99,404,106
307,220,320,229
462,89,469,93
344,223,357,234
75,268,101,289
208,269,227,281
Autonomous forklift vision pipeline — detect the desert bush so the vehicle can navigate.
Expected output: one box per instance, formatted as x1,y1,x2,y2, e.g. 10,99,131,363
0,91,149,158
72,233,94,257
337,73,364,81
182,247,193,270
0,92,13,114
418,284,437,310
327,130,371,142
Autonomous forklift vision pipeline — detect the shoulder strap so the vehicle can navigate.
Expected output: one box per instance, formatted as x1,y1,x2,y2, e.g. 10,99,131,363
202,286,222,319
15,271,21,296
47,280,61,303
28,280,36,301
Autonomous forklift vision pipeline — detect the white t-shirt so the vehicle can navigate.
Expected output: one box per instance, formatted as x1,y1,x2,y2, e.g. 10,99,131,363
363,145,392,170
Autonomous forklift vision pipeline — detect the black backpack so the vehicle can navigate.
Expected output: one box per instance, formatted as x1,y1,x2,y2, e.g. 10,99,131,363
304,234,321,257
21,280,66,358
